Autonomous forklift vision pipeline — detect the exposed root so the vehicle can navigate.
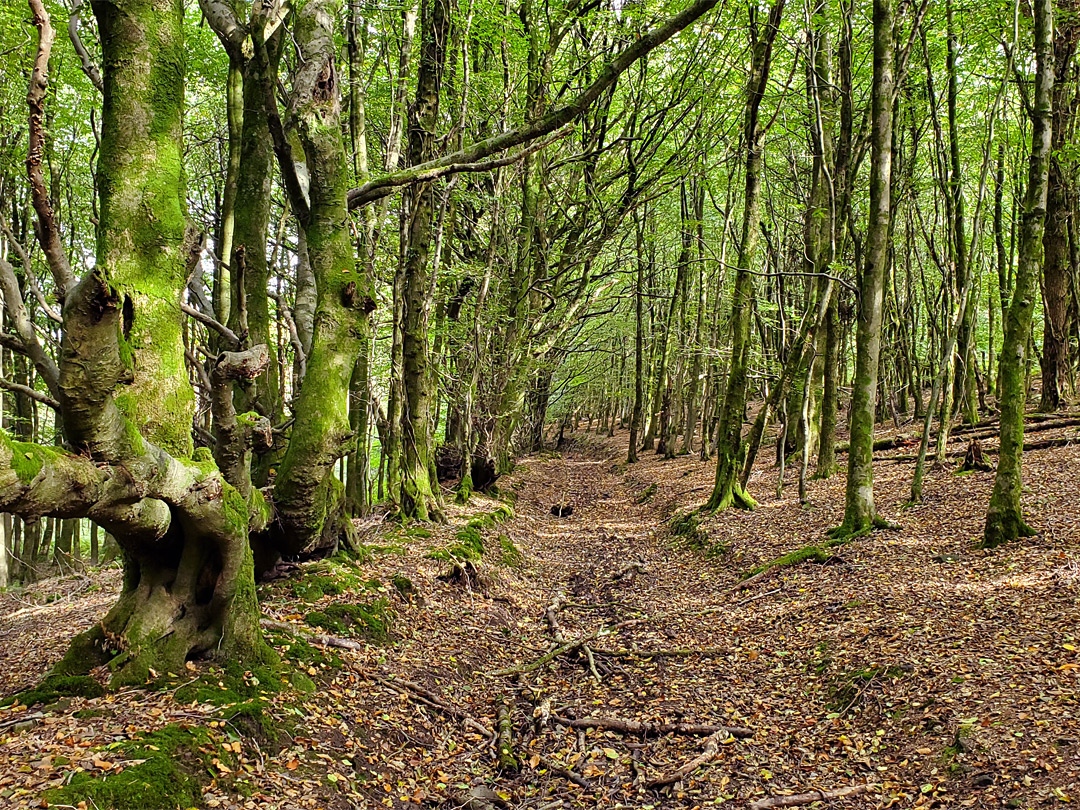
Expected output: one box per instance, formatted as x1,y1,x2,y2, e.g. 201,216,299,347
748,784,873,809
647,728,727,788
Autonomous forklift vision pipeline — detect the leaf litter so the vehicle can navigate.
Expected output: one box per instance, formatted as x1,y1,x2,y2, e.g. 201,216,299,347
0,420,1077,809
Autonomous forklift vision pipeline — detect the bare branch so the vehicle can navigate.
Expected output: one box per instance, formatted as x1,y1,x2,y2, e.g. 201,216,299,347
27,0,77,296
0,377,59,410
0,223,62,323
0,254,60,395
67,0,103,92
181,301,242,349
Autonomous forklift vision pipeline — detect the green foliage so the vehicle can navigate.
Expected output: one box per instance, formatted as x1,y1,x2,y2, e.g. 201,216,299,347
1,675,104,708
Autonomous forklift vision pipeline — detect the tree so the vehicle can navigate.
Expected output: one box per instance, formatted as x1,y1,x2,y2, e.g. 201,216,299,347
983,0,1054,547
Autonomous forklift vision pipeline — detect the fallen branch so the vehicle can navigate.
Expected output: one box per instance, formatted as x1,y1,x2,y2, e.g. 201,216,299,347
260,618,366,651
491,616,649,676
0,711,44,731
647,728,725,788
495,699,518,770
536,754,592,789
553,714,753,738
613,560,647,582
595,646,730,659
748,784,873,810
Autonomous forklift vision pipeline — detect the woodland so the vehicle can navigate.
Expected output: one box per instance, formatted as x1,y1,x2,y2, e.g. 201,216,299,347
0,0,1077,805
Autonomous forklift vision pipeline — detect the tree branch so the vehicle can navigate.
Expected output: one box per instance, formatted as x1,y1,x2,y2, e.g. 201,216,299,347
67,0,103,92
27,0,77,297
347,0,723,208
0,377,59,410
181,301,241,349
0,254,60,395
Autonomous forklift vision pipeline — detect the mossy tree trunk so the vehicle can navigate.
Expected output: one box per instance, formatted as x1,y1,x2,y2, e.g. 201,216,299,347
831,0,894,538
706,0,786,512
0,0,273,686
264,0,377,552
394,0,451,521
983,0,1054,548
1038,12,1078,413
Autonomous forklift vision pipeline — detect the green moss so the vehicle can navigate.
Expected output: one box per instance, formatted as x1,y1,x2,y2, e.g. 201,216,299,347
43,723,231,810
173,660,282,708
497,534,524,568
292,574,347,602
8,440,62,484
636,483,658,504
427,524,485,563
1,675,104,708
738,534,855,580
670,509,728,559
304,600,391,642
402,526,433,539
391,574,417,602
263,629,342,670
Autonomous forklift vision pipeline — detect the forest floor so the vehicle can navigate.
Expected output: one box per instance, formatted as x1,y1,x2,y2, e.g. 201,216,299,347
1,415,1078,810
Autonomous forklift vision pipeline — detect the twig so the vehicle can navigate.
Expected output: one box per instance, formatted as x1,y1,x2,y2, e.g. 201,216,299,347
748,784,873,810
647,728,726,787
0,711,45,730
535,754,592,789
260,618,366,652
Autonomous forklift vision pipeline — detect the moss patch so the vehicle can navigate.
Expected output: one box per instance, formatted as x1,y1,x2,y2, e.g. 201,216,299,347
636,483,658,504
738,535,854,580
43,723,234,809
670,510,728,559
2,675,104,708
304,600,391,642
497,534,525,568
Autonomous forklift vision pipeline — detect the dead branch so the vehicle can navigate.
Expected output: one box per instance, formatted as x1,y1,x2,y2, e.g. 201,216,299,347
26,0,76,296
535,754,592,789
647,728,726,788
613,560,647,582
553,714,753,738
260,618,367,652
748,784,873,810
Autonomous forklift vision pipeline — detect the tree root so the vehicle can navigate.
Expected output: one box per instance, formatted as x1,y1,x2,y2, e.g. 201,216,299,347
748,784,873,809
553,714,753,738
647,728,726,788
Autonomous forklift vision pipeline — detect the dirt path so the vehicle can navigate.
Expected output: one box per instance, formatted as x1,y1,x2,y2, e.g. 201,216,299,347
1,428,1077,809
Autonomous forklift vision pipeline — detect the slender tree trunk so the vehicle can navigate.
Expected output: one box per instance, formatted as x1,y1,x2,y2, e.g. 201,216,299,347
832,0,895,537
706,0,786,511
983,0,1054,547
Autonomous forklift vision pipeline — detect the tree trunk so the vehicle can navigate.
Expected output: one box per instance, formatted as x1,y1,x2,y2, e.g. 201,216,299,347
832,0,894,537
983,0,1054,547
706,0,786,512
